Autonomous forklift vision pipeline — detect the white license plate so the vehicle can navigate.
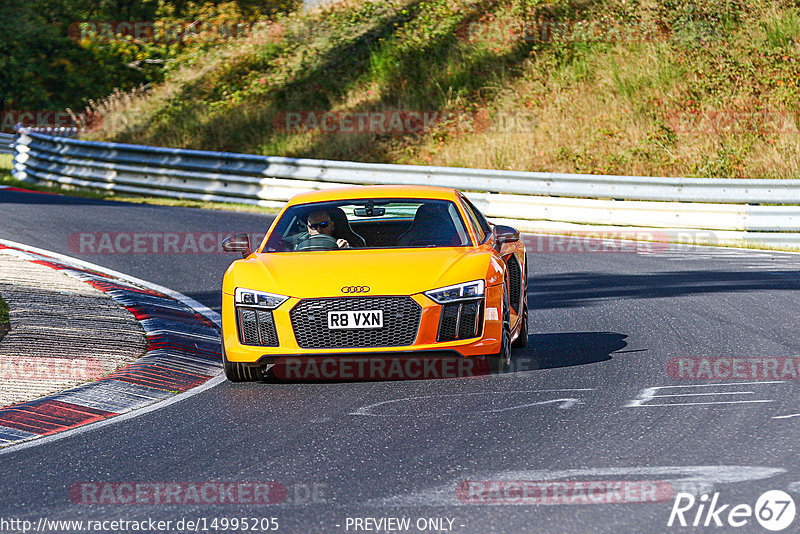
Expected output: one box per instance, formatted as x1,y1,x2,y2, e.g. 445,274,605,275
327,310,383,329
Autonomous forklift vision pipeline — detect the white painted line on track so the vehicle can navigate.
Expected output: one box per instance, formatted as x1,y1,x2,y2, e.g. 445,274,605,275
654,391,758,398
480,398,582,412
631,400,774,407
626,382,784,407
350,389,593,417
0,238,225,455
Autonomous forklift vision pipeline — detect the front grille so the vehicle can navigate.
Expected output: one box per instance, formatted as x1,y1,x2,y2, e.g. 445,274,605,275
507,255,522,313
290,297,421,349
237,308,279,346
437,300,483,341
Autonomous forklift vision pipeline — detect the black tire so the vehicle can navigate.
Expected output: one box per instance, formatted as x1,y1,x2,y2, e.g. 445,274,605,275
512,255,529,348
488,287,512,373
222,344,264,382
512,303,528,348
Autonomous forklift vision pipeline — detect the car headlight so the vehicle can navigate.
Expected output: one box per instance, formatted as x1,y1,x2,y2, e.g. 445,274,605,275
424,280,485,304
234,288,289,309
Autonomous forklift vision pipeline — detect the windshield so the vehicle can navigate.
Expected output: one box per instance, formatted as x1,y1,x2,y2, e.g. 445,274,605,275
262,198,472,252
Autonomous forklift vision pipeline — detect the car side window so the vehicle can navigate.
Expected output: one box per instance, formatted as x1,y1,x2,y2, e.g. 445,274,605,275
461,196,491,242
461,201,485,242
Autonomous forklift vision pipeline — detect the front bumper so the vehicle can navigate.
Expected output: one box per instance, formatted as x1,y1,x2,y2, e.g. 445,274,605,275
221,285,504,364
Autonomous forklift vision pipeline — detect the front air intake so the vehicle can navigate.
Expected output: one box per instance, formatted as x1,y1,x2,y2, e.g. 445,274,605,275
237,308,279,347
437,300,483,341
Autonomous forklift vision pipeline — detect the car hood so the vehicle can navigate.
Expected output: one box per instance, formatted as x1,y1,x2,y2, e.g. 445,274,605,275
224,248,501,298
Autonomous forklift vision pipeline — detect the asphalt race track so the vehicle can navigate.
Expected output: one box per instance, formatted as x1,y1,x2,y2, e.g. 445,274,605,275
2,188,800,533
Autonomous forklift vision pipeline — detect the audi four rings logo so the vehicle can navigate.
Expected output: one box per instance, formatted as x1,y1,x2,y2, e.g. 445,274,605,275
341,286,370,293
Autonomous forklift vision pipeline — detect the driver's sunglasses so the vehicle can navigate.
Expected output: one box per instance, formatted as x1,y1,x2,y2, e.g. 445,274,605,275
307,220,332,230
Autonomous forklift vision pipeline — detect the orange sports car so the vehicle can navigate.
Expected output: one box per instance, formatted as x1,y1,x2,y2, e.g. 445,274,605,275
220,185,528,381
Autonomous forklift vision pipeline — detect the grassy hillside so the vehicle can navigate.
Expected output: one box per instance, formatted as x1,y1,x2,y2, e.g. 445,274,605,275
89,0,800,178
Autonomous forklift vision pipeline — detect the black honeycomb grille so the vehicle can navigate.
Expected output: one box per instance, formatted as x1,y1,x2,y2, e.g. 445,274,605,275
507,255,522,313
290,297,421,349
438,304,460,341
437,300,483,341
237,308,279,346
458,301,481,339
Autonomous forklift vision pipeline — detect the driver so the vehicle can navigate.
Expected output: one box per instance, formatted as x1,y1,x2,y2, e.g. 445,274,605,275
304,210,350,249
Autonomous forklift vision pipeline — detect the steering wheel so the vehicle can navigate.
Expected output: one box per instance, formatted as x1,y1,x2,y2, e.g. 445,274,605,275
295,233,340,251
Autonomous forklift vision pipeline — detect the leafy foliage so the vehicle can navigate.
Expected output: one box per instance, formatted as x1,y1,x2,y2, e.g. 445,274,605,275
10,0,800,179
0,0,300,113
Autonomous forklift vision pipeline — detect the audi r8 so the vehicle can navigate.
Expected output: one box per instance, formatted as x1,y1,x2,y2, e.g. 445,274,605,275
220,185,528,381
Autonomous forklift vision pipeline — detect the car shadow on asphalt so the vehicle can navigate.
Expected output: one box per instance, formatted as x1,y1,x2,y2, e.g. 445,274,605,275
511,331,631,371
255,332,631,383
531,270,800,309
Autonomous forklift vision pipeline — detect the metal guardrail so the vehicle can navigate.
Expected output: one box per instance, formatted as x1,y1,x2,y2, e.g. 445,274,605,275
11,131,800,248
3,128,81,155
0,133,14,155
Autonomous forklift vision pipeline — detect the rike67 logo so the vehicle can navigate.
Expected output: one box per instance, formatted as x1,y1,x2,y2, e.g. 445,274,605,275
668,490,796,531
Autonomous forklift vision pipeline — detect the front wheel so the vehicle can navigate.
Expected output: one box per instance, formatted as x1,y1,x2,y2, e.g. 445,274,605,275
222,344,264,382
512,302,528,348
512,255,529,348
488,287,512,373
489,321,512,373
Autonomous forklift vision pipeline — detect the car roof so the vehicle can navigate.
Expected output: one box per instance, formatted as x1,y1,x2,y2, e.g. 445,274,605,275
285,185,461,206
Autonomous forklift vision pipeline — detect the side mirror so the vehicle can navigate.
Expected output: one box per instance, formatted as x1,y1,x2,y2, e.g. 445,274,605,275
493,225,520,248
222,233,251,258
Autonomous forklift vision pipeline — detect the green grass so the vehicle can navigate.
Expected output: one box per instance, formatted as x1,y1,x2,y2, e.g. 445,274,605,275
0,154,12,176
764,10,800,49
78,0,800,179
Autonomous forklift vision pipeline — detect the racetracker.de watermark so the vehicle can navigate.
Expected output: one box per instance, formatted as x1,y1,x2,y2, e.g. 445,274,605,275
1,111,83,133
272,110,537,135
456,480,674,504
522,232,670,253
272,356,492,381
67,232,263,255
665,109,800,135
0,356,104,381
69,482,295,505
67,21,285,44
667,357,800,380
457,18,673,44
